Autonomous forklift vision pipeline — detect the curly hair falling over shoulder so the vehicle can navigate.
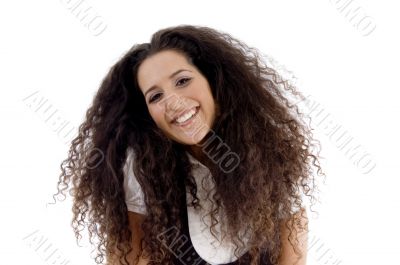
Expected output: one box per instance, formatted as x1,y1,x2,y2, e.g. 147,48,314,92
51,24,325,265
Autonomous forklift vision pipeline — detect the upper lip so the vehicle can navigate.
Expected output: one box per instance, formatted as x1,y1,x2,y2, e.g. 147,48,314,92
170,106,198,123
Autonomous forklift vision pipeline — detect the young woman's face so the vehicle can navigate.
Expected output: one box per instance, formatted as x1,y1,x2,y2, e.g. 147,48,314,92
137,49,217,145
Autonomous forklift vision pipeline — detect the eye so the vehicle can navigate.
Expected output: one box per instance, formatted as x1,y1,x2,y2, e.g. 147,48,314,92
149,93,162,103
176,77,191,87
148,78,192,104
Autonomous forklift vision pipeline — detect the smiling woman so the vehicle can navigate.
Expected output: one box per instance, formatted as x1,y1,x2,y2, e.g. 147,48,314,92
137,49,217,146
52,25,324,265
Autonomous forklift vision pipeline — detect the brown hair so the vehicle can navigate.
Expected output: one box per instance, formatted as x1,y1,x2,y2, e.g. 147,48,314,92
52,24,324,265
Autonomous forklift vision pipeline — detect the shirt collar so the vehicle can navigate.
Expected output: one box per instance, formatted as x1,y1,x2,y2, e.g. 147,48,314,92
186,151,199,164
185,151,207,168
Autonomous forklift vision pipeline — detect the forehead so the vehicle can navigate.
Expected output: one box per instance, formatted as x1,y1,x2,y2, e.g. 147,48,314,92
137,50,192,92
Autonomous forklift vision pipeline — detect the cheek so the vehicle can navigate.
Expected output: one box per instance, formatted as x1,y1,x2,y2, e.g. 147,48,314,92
202,93,216,111
148,107,166,126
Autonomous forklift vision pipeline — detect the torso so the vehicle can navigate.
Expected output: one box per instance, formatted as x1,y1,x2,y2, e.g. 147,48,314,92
167,177,273,265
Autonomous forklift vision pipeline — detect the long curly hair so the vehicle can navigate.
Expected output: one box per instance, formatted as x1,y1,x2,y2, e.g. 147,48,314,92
51,25,324,265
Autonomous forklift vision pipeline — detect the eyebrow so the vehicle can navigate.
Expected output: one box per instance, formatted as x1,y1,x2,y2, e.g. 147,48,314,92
144,69,192,98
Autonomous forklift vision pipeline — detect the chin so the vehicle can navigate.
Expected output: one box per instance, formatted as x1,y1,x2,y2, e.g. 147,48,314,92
171,126,210,146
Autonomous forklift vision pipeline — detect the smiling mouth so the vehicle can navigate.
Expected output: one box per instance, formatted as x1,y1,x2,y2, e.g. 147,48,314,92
172,106,200,126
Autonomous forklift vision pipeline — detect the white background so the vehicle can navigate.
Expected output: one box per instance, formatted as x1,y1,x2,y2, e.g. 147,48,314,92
1,0,399,264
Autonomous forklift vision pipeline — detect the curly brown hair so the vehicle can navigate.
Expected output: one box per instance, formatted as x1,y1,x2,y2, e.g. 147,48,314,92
51,25,324,265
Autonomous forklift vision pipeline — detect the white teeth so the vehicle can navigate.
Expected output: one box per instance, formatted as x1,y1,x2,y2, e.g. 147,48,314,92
175,108,197,124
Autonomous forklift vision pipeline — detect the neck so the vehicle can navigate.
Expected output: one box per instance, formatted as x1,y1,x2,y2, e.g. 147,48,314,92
184,132,214,167
188,144,204,160
186,144,212,168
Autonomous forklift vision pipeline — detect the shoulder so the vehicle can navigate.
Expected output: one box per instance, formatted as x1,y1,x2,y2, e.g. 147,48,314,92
123,148,147,215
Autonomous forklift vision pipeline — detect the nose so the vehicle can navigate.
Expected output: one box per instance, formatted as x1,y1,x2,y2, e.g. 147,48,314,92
163,92,188,121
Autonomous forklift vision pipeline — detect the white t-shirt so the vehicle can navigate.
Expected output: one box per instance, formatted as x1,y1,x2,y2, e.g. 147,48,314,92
123,149,306,264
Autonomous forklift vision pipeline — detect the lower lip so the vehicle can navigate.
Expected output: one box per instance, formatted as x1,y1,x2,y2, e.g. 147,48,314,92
173,107,200,127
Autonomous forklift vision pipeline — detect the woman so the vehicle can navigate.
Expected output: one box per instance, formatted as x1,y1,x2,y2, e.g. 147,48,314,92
53,25,323,265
